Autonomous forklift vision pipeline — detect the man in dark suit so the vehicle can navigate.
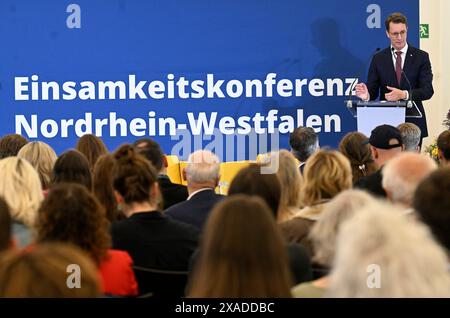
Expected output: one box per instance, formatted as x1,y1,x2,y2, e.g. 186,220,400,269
133,138,188,209
356,12,434,143
164,150,224,231
289,126,319,175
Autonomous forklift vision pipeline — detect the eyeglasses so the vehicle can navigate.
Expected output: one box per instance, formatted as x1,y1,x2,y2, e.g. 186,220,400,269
389,30,407,38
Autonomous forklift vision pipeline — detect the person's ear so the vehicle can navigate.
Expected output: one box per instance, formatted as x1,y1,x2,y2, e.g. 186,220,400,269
370,146,378,160
163,155,168,168
182,168,187,181
386,30,390,39
114,191,124,204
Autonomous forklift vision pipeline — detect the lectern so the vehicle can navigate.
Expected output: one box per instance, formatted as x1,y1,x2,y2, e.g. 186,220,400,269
344,100,422,137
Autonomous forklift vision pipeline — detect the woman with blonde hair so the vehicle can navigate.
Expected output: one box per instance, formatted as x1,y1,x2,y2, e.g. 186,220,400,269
17,141,57,190
188,195,292,297
280,149,352,255
0,157,43,248
262,150,303,222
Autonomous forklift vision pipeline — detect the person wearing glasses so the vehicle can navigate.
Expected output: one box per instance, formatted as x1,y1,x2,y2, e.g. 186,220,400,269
355,12,434,148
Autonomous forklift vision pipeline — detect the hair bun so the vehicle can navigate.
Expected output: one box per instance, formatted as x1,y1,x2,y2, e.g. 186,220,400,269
114,144,136,163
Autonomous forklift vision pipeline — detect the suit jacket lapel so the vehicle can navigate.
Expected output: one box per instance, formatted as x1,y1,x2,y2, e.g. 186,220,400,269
383,48,398,88
402,46,415,79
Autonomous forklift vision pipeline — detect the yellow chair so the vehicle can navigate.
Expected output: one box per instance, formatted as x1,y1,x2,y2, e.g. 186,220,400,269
165,155,182,185
217,161,252,195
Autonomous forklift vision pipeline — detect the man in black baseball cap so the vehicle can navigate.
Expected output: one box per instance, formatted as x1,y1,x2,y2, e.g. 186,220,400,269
355,124,404,197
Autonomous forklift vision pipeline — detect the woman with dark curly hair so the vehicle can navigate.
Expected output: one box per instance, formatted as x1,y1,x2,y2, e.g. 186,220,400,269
36,183,138,296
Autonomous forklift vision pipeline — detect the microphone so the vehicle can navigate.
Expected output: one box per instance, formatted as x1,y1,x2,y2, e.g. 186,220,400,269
391,47,413,108
346,47,381,108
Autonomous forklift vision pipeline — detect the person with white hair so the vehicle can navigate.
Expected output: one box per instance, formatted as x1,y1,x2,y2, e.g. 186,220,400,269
165,150,224,231
382,152,437,210
397,122,421,152
292,190,377,297
327,203,450,297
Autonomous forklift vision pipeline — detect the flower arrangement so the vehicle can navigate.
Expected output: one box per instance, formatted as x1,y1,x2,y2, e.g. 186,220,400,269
424,110,450,163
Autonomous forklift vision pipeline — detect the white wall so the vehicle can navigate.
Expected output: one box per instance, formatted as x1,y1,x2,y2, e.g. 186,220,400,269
420,0,450,147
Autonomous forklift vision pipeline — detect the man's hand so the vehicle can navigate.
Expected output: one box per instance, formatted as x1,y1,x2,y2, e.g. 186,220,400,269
355,83,369,101
385,86,407,101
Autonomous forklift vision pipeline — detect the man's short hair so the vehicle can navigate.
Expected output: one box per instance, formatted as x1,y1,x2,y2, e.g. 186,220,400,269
185,150,220,185
385,12,408,31
289,126,318,162
397,123,421,151
414,168,450,252
133,138,164,171
437,130,450,160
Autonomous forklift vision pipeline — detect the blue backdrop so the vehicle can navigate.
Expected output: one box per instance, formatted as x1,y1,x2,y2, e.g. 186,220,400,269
0,0,419,159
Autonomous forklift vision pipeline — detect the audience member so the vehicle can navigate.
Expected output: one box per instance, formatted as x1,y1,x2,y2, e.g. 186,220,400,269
289,126,319,174
111,145,198,273
437,130,450,166
51,150,92,190
92,154,124,223
355,124,404,197
0,157,43,248
397,122,421,152
76,134,109,172
327,203,450,297
291,190,377,297
37,183,138,297
414,168,450,256
134,138,188,209
280,149,352,255
188,195,292,297
0,134,28,159
339,131,378,183
382,152,437,210
17,141,57,191
0,243,100,297
164,150,223,230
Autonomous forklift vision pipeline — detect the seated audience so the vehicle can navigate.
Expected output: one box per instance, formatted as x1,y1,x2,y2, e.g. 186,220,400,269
37,183,138,297
17,141,57,191
327,203,450,297
134,138,188,209
188,195,292,297
339,131,378,184
0,243,100,297
0,157,43,248
164,150,223,230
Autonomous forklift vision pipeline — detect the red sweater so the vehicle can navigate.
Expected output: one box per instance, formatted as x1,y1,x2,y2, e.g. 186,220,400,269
99,249,138,296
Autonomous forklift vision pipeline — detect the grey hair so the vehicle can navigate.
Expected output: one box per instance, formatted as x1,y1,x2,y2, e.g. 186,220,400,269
309,189,377,267
397,123,421,152
327,202,450,297
185,150,220,184
382,153,437,205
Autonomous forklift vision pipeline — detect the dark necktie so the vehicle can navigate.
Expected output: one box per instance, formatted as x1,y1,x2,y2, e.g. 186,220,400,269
395,51,402,86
